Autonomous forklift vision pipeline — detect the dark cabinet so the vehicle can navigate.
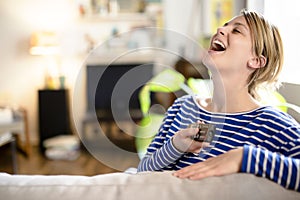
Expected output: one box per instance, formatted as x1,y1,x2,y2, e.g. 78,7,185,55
38,89,71,152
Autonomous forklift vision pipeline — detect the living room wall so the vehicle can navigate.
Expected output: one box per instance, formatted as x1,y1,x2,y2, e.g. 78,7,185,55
0,0,94,143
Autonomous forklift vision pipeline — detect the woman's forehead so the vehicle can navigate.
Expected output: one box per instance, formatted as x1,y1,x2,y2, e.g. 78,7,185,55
225,15,249,32
227,15,247,26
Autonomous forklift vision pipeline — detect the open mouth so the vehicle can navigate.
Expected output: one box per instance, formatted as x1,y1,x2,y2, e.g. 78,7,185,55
210,40,226,52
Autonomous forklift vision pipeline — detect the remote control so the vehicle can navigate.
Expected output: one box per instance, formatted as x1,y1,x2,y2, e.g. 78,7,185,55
189,123,216,143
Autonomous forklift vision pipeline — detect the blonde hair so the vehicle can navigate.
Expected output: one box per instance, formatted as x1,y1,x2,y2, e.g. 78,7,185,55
242,10,284,99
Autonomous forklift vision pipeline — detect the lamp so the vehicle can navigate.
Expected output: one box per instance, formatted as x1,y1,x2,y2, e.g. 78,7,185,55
29,31,63,89
30,31,60,55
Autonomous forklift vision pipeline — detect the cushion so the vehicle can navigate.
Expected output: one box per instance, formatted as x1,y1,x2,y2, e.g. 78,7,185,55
0,171,299,200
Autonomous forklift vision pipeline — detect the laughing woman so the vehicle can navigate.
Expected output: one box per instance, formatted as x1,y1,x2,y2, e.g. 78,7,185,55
137,10,300,192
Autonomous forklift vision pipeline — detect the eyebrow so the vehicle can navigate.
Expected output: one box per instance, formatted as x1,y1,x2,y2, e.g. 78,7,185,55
224,22,248,31
234,22,248,30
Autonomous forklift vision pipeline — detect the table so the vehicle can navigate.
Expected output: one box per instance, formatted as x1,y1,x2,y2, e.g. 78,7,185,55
0,108,31,157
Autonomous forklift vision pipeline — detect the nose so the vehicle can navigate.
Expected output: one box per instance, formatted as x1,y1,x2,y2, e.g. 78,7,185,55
217,26,226,36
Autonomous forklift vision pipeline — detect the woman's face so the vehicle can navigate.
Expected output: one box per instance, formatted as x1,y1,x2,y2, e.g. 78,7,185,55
206,15,255,78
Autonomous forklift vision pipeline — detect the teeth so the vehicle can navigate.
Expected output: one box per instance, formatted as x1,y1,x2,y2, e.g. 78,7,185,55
213,40,225,49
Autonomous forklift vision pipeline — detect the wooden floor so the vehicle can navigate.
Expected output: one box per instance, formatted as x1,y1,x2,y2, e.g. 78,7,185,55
0,140,140,176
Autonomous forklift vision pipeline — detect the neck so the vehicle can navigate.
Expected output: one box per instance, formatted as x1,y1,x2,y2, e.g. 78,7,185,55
209,75,260,113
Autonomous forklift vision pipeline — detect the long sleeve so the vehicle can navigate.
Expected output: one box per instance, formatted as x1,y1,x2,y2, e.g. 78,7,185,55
137,97,186,172
241,142,300,191
137,138,184,171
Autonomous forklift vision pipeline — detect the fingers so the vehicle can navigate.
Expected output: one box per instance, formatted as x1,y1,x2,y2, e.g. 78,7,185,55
173,158,217,180
189,142,202,153
173,122,211,153
172,148,244,180
180,127,199,137
172,127,199,152
191,142,211,153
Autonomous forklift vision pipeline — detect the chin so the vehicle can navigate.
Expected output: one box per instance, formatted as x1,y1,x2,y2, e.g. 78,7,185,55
203,52,222,74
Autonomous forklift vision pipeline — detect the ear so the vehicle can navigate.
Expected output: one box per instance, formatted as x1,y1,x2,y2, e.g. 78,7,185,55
247,55,267,69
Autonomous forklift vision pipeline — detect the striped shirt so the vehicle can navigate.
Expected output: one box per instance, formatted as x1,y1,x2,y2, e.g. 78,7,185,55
137,95,300,191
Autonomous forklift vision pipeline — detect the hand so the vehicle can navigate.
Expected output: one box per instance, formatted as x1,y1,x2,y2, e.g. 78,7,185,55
172,148,243,180
172,126,203,153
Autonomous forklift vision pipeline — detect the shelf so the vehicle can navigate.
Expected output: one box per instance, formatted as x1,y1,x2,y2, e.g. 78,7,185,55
79,13,155,23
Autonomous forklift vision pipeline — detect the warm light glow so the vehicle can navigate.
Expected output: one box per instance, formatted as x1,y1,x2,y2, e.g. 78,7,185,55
30,46,60,55
29,31,60,55
29,31,62,89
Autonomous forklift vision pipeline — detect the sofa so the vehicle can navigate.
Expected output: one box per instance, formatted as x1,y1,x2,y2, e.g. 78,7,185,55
1,171,299,200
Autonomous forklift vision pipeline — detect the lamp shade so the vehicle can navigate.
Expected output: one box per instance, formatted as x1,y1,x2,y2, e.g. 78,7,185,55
29,31,60,55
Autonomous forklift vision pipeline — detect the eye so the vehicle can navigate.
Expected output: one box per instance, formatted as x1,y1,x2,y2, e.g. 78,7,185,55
233,28,241,34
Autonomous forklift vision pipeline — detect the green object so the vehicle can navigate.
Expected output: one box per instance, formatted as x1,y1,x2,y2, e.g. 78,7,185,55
259,90,288,113
268,91,300,114
187,78,212,98
136,68,190,159
273,91,288,112
135,113,165,159
139,69,186,116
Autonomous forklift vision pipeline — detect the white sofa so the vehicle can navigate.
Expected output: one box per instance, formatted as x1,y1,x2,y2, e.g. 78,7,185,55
0,171,299,200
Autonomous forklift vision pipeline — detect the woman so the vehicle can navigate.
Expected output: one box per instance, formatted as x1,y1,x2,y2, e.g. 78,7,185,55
137,10,300,192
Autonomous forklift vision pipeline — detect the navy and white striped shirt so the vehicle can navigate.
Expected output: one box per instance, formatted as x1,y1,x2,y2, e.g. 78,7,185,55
137,95,300,191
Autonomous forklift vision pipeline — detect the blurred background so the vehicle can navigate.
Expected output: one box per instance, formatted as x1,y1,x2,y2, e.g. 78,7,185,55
0,0,299,175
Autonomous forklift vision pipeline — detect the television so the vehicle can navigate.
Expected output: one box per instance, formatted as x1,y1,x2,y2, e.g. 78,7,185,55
86,63,154,121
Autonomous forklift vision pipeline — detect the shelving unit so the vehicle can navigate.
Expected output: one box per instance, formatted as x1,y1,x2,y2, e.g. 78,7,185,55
79,13,156,24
